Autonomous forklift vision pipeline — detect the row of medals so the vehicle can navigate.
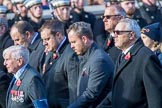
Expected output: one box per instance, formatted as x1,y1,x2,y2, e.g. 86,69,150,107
11,90,24,103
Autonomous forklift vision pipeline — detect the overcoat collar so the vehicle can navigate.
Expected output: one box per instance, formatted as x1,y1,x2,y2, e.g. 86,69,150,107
113,38,144,82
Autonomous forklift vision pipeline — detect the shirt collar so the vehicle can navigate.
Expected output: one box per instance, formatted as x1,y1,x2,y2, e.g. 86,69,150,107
56,36,66,53
14,64,28,80
122,44,134,55
30,32,38,45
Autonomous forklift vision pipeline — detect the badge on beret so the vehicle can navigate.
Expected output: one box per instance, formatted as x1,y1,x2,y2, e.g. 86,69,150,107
141,28,150,33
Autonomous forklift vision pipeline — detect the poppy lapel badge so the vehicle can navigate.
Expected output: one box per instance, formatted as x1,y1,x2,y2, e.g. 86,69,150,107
124,52,131,61
16,79,22,87
53,53,58,59
106,39,111,47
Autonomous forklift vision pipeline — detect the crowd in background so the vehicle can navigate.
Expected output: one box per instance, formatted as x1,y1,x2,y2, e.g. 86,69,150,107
0,0,162,108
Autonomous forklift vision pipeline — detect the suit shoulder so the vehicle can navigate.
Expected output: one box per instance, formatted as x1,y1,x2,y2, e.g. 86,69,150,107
25,65,41,78
139,46,155,57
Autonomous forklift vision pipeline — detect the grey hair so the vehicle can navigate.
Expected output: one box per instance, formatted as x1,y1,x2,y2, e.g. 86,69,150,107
118,18,141,38
109,5,126,17
67,21,93,40
3,45,29,64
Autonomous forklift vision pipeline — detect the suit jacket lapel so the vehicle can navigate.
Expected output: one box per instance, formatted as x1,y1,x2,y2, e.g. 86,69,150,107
113,38,144,83
6,77,16,107
13,66,28,90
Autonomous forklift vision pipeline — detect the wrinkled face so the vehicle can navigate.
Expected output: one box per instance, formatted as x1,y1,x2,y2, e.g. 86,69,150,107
68,30,86,55
103,7,121,32
10,28,28,47
120,1,135,16
54,6,70,22
114,22,132,50
3,53,20,74
29,4,43,18
141,34,154,48
41,28,58,52
16,3,27,17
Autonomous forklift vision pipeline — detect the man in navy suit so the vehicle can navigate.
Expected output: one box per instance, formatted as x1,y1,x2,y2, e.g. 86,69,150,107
40,20,79,108
3,45,48,108
67,21,114,108
98,18,162,108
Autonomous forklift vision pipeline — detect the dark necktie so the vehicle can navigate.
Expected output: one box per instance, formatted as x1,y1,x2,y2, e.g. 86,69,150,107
10,77,16,88
8,76,16,95
119,53,125,64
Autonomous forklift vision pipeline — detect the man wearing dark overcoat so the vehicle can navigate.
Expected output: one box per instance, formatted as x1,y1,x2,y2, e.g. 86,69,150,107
98,18,162,108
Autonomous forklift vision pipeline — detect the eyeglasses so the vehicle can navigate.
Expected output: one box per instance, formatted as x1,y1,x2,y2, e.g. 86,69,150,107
101,15,120,19
113,30,132,35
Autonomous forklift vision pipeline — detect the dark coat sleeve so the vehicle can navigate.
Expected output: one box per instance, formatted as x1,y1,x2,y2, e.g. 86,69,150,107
0,71,11,108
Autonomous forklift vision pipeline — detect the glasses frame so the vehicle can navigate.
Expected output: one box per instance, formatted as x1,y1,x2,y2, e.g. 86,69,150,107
101,15,120,19
113,30,132,35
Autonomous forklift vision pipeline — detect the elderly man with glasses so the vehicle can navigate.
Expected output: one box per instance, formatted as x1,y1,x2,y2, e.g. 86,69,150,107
102,4,126,64
98,18,162,108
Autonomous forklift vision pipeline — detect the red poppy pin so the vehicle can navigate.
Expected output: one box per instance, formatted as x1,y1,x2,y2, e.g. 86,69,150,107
124,52,131,61
106,39,111,46
16,79,21,87
53,53,58,59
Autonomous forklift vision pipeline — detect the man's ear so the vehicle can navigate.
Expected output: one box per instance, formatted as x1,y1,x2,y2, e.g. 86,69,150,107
129,32,135,40
81,35,88,43
25,31,30,39
17,58,24,66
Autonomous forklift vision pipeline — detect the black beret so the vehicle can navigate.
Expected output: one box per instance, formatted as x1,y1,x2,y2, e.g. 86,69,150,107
141,22,162,43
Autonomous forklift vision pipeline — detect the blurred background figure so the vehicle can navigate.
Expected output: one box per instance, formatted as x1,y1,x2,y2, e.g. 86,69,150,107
0,17,13,72
2,0,12,13
88,0,104,5
70,0,96,31
24,0,45,32
119,0,147,27
0,17,13,108
138,0,162,25
0,0,3,5
51,0,72,35
8,0,29,27
42,0,49,9
105,0,120,6
0,5,7,18
141,22,162,65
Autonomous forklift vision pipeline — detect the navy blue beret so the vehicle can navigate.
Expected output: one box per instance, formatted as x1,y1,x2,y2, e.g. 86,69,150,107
141,22,162,43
